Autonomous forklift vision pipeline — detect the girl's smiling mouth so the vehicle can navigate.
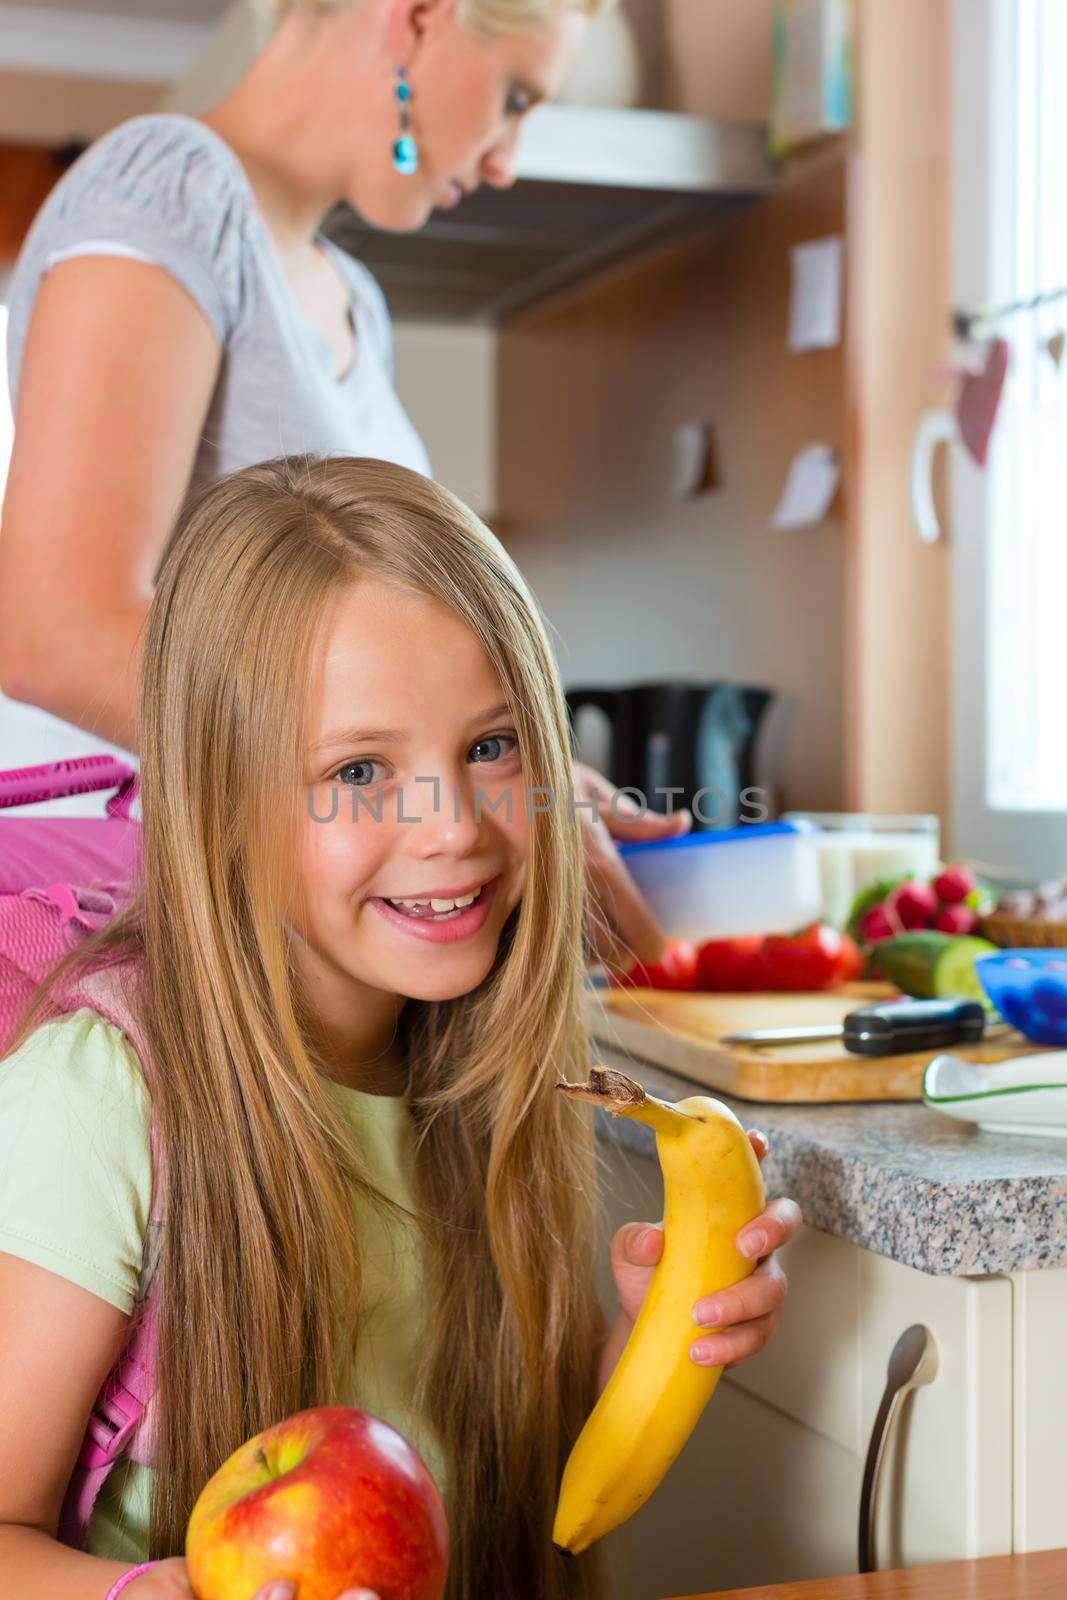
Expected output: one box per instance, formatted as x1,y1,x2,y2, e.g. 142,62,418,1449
368,876,500,943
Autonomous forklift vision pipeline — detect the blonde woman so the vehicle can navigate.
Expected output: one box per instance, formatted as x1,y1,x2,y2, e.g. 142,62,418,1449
1,0,680,968
0,458,800,1600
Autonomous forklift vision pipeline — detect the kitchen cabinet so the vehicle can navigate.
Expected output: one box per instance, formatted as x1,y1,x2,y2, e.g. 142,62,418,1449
591,1045,1067,1599
0,75,160,149
498,0,955,828
662,0,775,124
0,145,68,264
596,1140,1011,1600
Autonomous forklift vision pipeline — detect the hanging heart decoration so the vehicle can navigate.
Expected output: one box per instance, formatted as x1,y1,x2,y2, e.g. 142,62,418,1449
956,337,1010,467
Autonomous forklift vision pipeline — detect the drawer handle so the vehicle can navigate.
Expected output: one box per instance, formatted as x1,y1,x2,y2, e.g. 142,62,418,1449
858,1323,939,1573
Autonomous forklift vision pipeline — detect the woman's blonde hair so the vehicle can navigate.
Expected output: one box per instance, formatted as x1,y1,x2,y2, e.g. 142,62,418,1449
271,0,610,34
8,457,604,1600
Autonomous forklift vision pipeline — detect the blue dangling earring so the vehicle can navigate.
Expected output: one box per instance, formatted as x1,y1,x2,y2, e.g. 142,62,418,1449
393,67,419,175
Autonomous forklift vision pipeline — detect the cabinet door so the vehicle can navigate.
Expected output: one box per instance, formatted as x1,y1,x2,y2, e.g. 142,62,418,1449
592,1117,1013,1598
1011,1266,1067,1553
854,1243,1012,1571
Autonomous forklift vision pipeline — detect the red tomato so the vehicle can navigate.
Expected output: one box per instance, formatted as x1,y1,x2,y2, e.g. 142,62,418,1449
694,937,765,992
614,939,699,992
759,924,844,991
835,933,865,983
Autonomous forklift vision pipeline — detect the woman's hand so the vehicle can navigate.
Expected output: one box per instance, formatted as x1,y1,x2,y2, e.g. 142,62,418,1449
125,1559,380,1599
608,1132,803,1372
573,759,692,970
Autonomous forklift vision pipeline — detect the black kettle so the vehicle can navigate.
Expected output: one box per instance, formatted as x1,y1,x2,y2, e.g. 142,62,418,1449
565,680,775,830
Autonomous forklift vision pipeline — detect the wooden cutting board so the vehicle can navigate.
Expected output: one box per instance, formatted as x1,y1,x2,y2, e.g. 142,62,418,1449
585,984,1038,1104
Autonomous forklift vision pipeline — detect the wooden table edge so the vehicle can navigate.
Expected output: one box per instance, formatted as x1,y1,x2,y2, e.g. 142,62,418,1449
662,1548,1067,1598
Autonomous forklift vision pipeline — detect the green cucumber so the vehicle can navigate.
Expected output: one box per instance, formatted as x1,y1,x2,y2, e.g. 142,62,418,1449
869,932,998,1005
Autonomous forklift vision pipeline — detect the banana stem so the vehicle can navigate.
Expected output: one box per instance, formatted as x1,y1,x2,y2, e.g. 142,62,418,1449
557,1066,687,1138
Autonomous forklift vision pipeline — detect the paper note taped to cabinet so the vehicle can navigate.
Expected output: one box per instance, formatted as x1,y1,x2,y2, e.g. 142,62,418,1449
771,444,840,531
788,236,844,352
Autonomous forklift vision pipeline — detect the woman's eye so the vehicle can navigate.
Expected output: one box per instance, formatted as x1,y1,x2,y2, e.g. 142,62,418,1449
470,733,518,764
332,759,385,788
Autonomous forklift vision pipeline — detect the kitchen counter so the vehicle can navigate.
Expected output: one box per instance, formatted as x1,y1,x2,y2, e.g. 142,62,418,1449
590,1045,1067,1596
591,1052,1067,1277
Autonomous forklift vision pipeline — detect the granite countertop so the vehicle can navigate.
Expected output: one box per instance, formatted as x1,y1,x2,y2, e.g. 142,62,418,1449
591,1049,1067,1278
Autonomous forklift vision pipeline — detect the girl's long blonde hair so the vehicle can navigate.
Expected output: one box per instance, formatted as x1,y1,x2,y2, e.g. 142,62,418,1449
8,457,604,1600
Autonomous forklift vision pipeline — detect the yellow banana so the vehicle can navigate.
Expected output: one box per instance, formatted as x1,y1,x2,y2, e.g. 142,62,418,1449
553,1066,766,1555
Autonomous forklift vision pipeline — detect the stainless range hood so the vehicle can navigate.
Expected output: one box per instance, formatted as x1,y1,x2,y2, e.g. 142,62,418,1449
165,1,777,325
323,105,776,323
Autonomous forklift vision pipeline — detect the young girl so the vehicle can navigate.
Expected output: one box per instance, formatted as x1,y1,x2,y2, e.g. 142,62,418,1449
0,458,799,1600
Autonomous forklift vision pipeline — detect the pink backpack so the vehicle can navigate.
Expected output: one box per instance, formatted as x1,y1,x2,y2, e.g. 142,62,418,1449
0,757,163,1551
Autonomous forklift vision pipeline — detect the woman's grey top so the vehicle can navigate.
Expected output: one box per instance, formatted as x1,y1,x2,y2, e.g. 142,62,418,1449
3,113,432,811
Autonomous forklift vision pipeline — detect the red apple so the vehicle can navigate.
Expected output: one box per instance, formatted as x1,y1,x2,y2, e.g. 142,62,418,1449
186,1406,448,1600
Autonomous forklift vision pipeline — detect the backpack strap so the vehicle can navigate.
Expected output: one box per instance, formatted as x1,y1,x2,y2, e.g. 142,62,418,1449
56,1211,163,1548
29,934,168,1553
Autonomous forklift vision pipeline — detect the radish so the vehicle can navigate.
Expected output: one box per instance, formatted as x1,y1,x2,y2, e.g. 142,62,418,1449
933,865,976,905
887,881,939,930
935,904,979,936
861,905,897,942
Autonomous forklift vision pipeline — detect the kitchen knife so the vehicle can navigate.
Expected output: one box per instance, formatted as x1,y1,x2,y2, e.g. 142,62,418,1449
720,999,998,1057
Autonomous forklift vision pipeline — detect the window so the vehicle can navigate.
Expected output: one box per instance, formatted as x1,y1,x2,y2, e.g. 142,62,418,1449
951,0,1067,875
985,0,1067,811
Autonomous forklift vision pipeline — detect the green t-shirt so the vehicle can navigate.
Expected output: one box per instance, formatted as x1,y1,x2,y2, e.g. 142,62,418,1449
0,1007,443,1564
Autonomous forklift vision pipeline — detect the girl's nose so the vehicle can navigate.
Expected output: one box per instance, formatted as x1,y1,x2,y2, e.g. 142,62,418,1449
404,774,492,855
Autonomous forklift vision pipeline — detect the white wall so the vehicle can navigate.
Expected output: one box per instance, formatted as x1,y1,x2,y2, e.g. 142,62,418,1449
392,321,498,519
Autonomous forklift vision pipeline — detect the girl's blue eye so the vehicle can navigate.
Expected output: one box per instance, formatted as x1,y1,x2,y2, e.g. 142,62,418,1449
334,760,382,788
506,86,533,117
470,734,517,763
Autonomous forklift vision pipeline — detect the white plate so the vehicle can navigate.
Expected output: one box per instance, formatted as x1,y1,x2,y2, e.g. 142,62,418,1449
923,1051,1067,1137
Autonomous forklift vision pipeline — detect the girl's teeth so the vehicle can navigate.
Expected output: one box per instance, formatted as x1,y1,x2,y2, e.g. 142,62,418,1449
387,888,481,917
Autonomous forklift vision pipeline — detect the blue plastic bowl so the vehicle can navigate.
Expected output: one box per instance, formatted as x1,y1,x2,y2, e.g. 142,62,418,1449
976,950,1067,1047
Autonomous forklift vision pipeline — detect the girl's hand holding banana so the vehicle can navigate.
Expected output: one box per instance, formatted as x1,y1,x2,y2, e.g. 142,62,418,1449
555,1070,803,1555
606,1133,801,1382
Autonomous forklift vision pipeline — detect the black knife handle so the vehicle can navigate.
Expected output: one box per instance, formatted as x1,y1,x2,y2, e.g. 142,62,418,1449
843,998,986,1057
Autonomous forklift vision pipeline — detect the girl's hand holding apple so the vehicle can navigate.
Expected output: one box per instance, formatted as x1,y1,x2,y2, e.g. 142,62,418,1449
119,1558,189,1597
122,1560,381,1599
241,1583,381,1600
